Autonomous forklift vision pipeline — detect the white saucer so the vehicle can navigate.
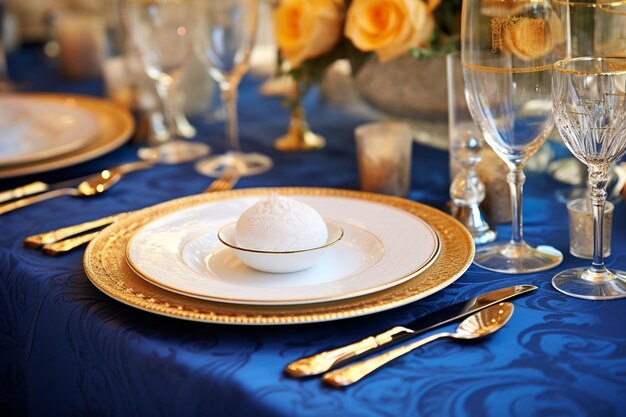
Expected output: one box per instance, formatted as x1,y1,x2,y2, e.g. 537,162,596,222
0,96,99,166
126,195,441,306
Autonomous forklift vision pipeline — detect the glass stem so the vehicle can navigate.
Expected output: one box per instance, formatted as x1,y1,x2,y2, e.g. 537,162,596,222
0,2,8,85
507,167,526,246
588,167,609,273
220,81,241,153
155,78,178,138
0,42,8,81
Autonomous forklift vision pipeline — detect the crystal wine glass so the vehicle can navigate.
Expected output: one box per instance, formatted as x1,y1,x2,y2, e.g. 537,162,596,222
552,57,626,299
461,0,564,273
124,0,206,157
551,0,626,202
192,0,272,177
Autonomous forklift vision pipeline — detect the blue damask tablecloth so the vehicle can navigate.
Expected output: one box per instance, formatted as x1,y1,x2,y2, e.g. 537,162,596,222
1,46,625,417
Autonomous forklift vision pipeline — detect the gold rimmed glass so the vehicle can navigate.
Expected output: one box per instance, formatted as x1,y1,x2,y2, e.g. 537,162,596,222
551,0,626,202
461,0,564,273
552,57,626,300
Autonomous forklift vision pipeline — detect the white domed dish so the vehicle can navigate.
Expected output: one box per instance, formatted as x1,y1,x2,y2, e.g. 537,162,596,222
218,220,343,273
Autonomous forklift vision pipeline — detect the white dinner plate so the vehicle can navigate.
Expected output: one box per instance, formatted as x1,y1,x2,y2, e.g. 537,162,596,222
126,195,440,305
0,96,99,166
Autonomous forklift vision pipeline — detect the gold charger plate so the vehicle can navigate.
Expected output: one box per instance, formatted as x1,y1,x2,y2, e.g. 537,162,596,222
83,188,475,325
0,93,134,179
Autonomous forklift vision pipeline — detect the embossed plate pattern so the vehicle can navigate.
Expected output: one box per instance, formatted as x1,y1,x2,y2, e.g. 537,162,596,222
126,195,440,305
83,188,474,325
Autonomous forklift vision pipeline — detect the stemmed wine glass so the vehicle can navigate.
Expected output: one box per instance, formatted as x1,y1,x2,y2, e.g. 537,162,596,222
552,58,626,299
0,0,14,92
551,0,626,203
193,0,272,177
461,0,564,273
124,0,207,157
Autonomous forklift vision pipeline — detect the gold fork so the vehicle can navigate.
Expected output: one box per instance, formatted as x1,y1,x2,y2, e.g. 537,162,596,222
28,167,241,255
202,166,240,193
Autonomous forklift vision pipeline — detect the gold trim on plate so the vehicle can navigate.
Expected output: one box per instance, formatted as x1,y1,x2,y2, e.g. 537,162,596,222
83,188,475,325
0,93,134,178
124,199,440,305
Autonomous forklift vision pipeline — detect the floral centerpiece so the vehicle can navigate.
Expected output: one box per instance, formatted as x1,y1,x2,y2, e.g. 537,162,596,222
271,0,462,150
273,0,462,87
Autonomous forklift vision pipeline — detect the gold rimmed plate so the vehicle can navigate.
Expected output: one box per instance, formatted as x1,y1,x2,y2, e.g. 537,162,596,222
83,188,474,325
0,95,100,166
125,193,440,305
0,94,134,178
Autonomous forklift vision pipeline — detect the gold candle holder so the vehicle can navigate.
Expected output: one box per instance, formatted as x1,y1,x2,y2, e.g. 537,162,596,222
274,80,325,152
274,105,325,152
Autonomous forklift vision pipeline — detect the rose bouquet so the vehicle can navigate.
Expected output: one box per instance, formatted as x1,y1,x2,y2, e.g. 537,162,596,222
273,0,462,86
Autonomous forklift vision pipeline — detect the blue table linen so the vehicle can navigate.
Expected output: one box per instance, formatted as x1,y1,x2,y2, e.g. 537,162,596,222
1,45,625,417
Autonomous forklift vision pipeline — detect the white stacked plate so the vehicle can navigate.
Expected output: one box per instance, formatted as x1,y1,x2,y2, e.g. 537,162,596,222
126,194,442,306
84,188,475,325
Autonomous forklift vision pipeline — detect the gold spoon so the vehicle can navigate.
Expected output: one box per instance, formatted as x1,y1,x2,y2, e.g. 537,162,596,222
0,168,122,216
323,302,515,387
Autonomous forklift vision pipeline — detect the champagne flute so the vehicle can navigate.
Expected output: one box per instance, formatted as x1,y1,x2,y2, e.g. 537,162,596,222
193,0,272,177
124,0,206,157
552,57,626,300
461,0,564,273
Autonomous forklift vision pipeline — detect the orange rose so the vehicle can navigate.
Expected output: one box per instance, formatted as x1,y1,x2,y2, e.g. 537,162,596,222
274,0,343,68
345,0,436,62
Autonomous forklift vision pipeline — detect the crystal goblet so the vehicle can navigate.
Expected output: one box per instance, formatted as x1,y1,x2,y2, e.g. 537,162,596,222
552,57,626,300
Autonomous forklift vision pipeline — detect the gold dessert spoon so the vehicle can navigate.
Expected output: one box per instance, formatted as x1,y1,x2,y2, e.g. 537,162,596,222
0,168,122,216
323,302,514,387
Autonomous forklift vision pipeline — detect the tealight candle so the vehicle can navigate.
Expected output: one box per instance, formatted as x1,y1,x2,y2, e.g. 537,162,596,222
567,198,613,259
354,122,413,197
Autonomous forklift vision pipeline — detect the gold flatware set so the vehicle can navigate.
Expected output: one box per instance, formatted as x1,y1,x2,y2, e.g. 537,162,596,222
323,302,514,387
285,285,534,387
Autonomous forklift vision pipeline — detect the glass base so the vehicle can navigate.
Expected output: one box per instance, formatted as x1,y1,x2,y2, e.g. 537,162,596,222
555,186,588,204
552,267,626,300
195,151,272,177
138,140,211,164
474,242,563,274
